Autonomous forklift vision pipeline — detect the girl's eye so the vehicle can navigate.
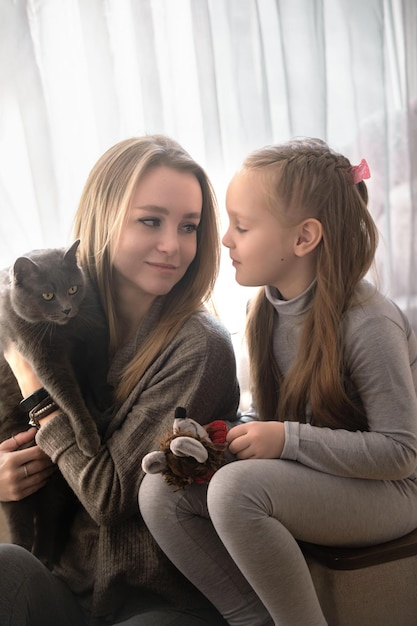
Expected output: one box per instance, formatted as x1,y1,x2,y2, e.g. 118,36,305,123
68,285,78,295
42,292,55,301
236,225,248,233
139,218,161,228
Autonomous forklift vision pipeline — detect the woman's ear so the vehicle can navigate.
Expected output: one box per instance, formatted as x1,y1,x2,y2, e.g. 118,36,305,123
294,218,323,257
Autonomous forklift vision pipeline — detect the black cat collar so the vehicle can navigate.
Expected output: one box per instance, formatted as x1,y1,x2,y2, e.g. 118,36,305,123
20,387,49,412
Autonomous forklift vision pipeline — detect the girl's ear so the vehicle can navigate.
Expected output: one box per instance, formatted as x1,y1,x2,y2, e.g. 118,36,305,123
294,218,323,257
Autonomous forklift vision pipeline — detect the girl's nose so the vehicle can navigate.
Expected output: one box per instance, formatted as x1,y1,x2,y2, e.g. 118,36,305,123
222,228,232,248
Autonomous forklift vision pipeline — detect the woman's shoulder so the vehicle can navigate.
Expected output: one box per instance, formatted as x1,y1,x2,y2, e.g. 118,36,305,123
179,309,234,347
160,310,238,388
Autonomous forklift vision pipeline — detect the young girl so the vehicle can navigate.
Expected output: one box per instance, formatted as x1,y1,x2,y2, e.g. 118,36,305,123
0,135,239,625
139,137,417,625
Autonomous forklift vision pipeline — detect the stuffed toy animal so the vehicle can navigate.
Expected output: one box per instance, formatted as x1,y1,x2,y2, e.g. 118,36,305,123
141,407,228,489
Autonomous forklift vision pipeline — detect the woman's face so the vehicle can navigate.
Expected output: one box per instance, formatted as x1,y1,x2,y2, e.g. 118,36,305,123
223,169,303,299
112,166,202,308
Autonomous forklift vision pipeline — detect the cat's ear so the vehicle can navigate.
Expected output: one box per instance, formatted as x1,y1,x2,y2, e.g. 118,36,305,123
12,257,39,285
65,240,81,263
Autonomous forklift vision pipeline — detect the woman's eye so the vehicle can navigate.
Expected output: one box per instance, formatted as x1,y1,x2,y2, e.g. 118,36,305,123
42,292,55,301
182,223,199,233
236,226,248,233
140,218,161,227
68,285,78,295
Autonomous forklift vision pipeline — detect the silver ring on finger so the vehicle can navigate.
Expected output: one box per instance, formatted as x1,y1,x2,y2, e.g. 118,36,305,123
23,463,29,479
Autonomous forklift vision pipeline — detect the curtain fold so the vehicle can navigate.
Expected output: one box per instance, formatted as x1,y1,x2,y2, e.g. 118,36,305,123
403,0,417,328
0,0,415,329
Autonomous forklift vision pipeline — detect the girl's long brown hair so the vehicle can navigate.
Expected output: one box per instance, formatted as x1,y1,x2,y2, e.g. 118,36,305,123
245,138,378,431
73,135,220,403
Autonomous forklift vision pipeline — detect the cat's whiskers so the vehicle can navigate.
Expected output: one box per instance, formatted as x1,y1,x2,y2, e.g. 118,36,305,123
28,320,57,345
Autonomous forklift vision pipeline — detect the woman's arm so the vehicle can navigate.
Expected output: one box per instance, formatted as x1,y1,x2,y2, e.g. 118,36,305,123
1,345,58,501
3,344,61,429
20,313,239,524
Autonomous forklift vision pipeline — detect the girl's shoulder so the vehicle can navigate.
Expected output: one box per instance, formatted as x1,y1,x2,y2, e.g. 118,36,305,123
346,280,413,337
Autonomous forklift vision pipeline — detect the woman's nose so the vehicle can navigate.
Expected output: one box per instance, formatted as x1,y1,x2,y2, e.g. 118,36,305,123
157,228,180,253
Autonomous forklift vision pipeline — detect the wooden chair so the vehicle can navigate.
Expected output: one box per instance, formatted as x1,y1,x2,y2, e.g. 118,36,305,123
300,527,417,625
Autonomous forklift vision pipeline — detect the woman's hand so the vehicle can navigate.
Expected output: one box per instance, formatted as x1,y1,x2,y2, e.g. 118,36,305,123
4,342,42,398
227,421,285,459
0,429,56,502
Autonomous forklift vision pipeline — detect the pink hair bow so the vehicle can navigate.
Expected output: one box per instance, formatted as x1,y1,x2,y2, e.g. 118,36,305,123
351,158,370,184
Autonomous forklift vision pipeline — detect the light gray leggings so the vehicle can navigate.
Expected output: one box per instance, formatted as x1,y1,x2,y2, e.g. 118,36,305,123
139,459,417,626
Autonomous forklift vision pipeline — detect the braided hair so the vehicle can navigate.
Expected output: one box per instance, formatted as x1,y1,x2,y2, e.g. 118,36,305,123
244,138,378,430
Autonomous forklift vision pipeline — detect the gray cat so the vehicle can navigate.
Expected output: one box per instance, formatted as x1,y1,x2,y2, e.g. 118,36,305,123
0,240,111,564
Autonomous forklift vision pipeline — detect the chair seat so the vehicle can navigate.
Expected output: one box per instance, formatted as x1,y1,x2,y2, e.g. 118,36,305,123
300,529,417,625
299,525,417,570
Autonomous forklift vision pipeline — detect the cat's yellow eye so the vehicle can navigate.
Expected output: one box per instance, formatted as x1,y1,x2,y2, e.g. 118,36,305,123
68,285,78,295
42,292,55,301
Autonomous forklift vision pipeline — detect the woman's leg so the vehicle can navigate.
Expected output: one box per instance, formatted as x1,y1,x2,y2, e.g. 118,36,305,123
0,543,86,626
207,459,417,626
139,473,273,626
112,606,228,625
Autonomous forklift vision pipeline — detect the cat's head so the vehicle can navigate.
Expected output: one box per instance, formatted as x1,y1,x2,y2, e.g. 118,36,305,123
10,240,86,325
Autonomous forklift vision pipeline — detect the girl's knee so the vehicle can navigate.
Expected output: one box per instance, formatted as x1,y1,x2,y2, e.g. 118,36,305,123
208,461,258,517
139,473,210,527
208,459,288,527
139,473,175,524
209,459,261,492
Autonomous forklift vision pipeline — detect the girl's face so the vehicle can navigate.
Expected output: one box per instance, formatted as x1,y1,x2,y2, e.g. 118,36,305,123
223,170,306,299
112,166,202,309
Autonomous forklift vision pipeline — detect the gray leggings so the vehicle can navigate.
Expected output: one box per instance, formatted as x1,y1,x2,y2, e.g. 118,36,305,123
139,458,417,626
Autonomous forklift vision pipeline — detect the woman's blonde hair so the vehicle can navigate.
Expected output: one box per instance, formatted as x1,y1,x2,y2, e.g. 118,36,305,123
245,138,378,431
73,135,220,402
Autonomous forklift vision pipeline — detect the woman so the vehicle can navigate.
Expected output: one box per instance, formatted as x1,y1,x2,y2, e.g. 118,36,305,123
0,135,239,625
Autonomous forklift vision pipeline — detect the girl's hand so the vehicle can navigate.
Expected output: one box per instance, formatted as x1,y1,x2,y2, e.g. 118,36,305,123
0,429,56,502
3,342,42,398
227,421,285,459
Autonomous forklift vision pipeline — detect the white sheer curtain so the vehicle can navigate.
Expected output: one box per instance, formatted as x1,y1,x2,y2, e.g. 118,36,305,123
1,0,416,340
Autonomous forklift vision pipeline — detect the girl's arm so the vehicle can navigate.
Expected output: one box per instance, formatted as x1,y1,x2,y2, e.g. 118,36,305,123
282,312,417,480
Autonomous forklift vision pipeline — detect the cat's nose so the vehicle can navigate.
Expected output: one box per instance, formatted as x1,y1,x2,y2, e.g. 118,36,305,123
62,308,72,316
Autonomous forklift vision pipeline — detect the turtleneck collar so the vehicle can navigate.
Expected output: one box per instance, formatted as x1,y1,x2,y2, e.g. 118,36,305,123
265,280,316,316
